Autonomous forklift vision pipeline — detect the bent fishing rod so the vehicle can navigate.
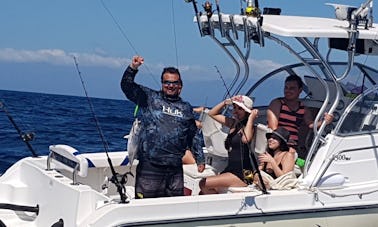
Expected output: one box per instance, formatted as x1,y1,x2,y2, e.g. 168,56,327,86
72,56,128,203
215,66,268,194
0,101,38,157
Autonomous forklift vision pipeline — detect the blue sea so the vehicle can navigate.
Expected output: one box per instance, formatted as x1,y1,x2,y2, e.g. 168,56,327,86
0,90,135,173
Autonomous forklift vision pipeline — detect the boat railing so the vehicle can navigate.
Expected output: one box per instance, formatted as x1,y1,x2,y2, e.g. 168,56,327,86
260,34,338,176
207,21,252,98
188,0,377,183
334,85,378,134
195,9,343,154
308,85,378,188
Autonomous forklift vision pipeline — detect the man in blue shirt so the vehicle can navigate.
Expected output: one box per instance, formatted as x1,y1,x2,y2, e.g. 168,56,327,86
121,56,205,198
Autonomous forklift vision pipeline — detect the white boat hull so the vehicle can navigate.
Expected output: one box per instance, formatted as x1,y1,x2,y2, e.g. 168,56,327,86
1,155,378,226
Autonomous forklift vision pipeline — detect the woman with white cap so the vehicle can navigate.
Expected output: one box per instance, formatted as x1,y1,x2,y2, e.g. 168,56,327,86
199,95,258,194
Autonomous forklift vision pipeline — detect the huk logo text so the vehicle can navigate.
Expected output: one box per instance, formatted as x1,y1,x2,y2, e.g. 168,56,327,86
162,105,183,117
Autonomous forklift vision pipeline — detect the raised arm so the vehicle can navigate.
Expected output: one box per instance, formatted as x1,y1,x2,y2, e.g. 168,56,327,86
208,99,234,128
120,56,148,106
241,109,258,143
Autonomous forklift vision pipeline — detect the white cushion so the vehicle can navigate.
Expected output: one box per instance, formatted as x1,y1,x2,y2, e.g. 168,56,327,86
183,164,216,178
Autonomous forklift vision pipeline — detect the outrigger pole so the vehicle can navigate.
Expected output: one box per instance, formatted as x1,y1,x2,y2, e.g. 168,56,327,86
0,101,38,157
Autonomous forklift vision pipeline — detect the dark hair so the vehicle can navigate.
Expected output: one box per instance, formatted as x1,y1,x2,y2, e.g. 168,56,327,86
161,67,182,85
278,138,289,151
285,74,303,89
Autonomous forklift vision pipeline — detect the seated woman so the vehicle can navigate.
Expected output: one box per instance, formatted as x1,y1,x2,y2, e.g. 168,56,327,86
182,106,206,165
254,127,296,190
199,95,258,194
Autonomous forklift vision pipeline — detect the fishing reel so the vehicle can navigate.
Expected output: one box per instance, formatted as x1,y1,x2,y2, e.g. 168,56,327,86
203,1,214,18
245,5,260,17
243,169,254,184
108,171,134,203
242,0,261,17
22,132,35,142
110,171,134,186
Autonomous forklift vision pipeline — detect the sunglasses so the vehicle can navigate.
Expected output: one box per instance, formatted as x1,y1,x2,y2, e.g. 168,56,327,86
162,80,181,86
232,104,244,111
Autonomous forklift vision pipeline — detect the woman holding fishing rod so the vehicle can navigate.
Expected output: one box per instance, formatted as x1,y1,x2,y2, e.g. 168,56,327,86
199,95,259,194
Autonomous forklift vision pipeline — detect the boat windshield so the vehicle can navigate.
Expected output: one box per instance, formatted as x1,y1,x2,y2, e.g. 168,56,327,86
248,62,378,108
336,87,378,135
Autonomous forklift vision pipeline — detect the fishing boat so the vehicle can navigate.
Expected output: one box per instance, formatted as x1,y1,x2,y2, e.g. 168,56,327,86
1,0,378,226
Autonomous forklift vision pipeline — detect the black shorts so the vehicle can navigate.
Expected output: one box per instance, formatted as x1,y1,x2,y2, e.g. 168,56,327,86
135,161,184,199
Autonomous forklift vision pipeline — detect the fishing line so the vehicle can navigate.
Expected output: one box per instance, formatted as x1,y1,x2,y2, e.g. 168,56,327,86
216,65,268,194
100,0,138,55
99,0,159,87
72,56,128,203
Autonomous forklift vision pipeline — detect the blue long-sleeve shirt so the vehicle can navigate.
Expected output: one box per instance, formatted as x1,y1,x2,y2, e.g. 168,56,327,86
121,66,205,167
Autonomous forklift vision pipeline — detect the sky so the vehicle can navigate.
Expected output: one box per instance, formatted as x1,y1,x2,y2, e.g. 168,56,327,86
0,0,376,106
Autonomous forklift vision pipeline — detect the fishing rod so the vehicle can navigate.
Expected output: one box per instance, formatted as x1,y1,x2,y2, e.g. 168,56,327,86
253,0,264,47
214,65,232,99
215,0,225,37
0,101,38,157
72,56,128,203
216,66,268,194
240,0,245,15
185,0,204,37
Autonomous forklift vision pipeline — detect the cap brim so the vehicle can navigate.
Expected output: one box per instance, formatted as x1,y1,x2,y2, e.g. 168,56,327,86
232,101,252,113
266,131,288,146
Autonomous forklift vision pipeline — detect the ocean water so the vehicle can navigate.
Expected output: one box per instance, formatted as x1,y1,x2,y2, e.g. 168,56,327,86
0,90,135,173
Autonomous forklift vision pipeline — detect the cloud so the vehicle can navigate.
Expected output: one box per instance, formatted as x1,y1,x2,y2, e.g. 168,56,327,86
0,48,283,81
249,59,283,76
0,48,129,69
178,59,283,82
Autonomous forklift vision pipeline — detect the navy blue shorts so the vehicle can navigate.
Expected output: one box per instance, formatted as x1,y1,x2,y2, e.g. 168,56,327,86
135,161,184,199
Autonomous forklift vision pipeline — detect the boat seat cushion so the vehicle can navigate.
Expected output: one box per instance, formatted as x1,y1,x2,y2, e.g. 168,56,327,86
49,144,130,174
79,151,130,168
227,185,259,193
252,123,272,154
183,164,217,178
